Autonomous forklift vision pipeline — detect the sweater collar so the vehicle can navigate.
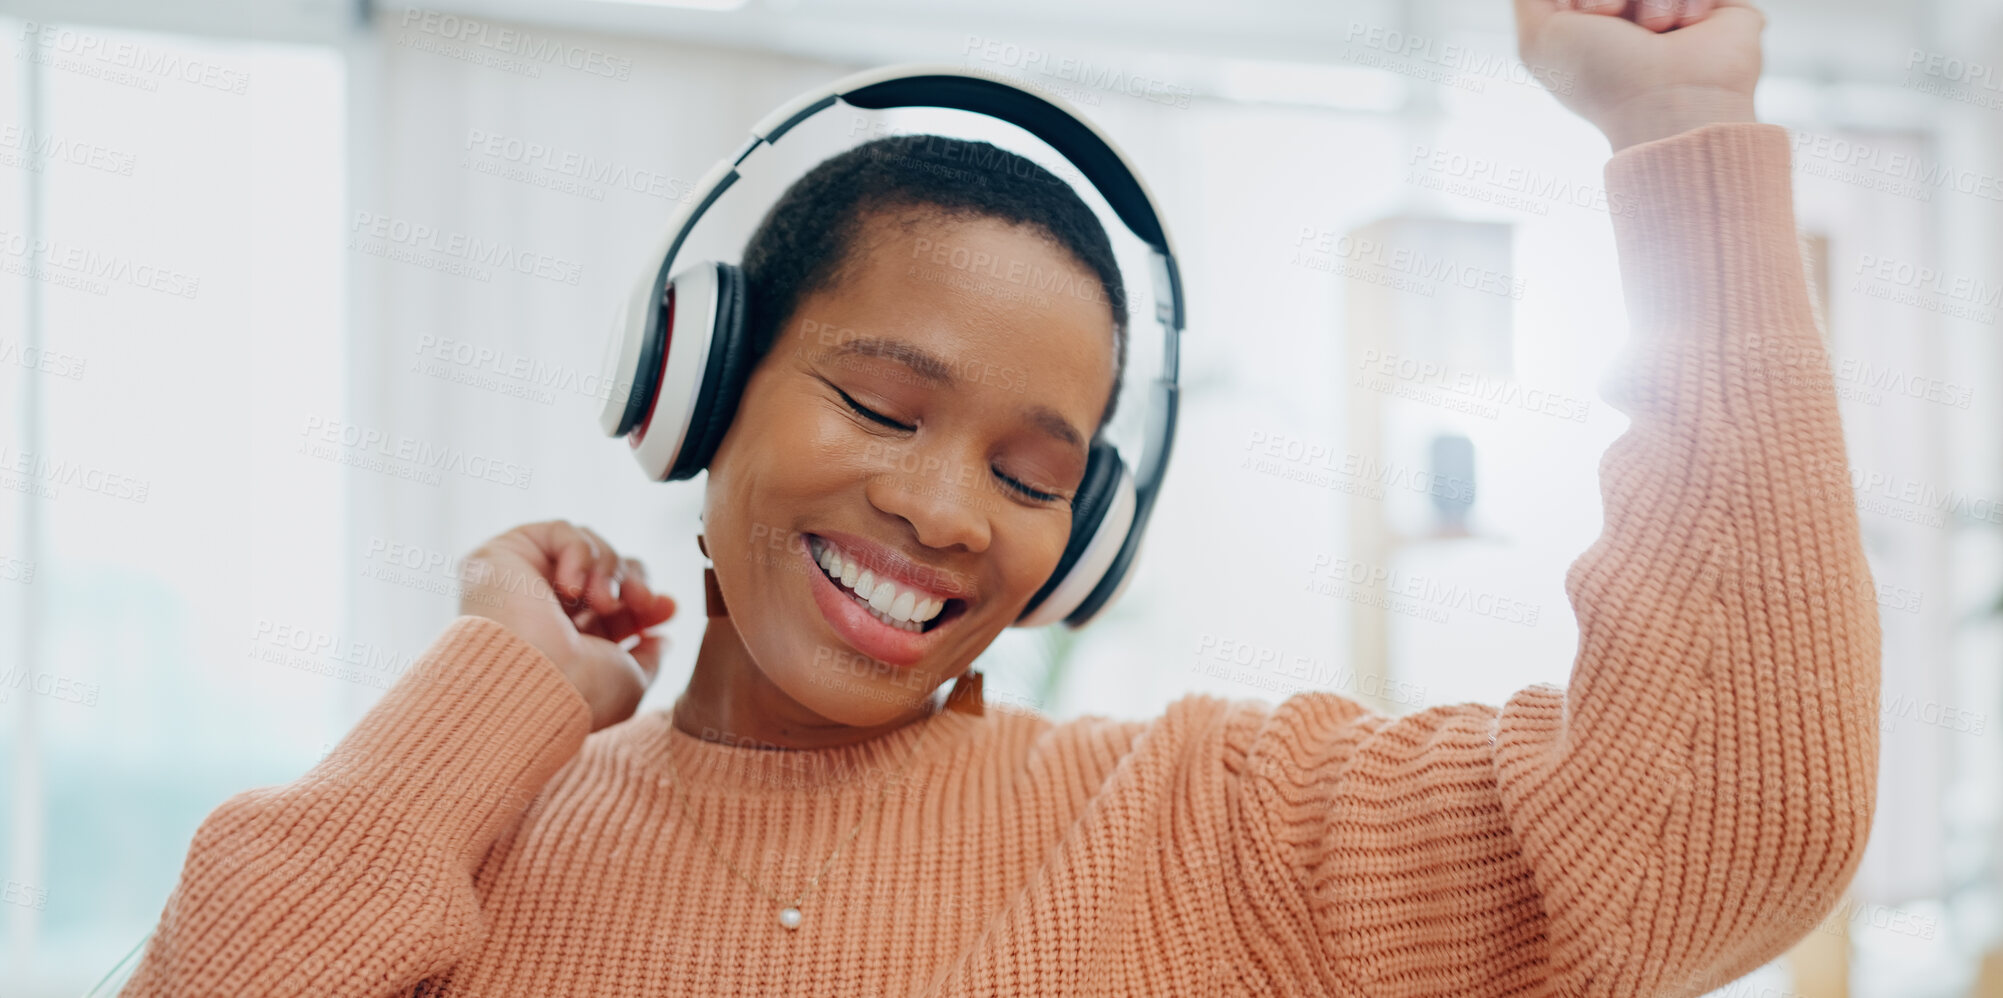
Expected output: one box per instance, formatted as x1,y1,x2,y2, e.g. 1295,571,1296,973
613,701,980,796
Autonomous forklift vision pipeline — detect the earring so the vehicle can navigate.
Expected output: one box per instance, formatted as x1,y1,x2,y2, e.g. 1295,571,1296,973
697,534,728,618
944,669,984,716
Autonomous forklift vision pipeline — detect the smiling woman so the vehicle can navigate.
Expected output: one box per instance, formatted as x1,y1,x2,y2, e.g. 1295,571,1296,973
118,4,1884,993
696,198,1123,731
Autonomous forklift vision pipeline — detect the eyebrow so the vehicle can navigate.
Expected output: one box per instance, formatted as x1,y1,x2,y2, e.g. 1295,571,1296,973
819,335,1086,454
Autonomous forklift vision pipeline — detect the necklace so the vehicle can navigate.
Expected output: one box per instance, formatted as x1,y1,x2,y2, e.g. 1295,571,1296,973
659,704,944,931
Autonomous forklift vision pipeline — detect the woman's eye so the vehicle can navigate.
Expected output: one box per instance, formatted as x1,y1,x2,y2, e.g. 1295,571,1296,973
834,387,914,432
996,470,1064,504
829,379,1065,506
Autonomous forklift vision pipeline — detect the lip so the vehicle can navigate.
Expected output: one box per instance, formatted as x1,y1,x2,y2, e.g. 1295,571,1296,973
802,533,970,669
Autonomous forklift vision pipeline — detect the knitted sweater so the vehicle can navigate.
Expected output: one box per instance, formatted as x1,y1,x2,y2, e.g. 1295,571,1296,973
121,122,1880,998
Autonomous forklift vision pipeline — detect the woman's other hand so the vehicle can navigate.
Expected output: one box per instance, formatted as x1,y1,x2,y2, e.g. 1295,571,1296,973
1514,0,1766,152
458,520,678,731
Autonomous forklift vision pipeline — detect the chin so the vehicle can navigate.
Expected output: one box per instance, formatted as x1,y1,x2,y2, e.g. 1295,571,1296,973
764,643,943,727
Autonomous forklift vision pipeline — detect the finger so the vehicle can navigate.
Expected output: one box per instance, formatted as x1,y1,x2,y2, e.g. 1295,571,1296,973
598,603,645,645
575,526,624,617
616,555,649,606
624,563,678,627
619,558,676,630
577,526,622,611
1676,0,1716,24
1574,0,1628,14
571,594,644,644
548,522,596,606
1635,0,1678,30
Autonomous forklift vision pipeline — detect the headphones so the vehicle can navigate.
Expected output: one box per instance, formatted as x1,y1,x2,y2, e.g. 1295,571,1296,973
596,63,1184,629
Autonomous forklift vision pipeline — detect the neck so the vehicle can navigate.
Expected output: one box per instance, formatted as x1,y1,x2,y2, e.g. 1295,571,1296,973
671,615,941,751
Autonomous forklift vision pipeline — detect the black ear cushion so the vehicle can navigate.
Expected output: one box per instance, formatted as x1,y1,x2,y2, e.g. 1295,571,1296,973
668,262,753,480
1021,438,1123,618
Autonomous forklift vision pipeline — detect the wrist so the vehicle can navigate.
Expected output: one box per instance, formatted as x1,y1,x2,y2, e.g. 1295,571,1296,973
464,608,569,676
1599,87,1758,153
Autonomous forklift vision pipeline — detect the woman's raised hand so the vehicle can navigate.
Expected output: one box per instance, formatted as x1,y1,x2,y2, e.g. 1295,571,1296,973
457,520,678,732
1514,0,1766,152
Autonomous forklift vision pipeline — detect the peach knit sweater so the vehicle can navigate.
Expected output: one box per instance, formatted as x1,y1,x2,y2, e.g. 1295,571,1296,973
122,122,1880,997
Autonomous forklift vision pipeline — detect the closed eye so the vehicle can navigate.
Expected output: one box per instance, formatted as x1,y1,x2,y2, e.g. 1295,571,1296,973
833,385,914,432
996,472,1064,504
828,379,1070,507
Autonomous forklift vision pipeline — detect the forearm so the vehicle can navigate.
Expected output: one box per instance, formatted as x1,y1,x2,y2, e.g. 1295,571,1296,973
121,617,592,997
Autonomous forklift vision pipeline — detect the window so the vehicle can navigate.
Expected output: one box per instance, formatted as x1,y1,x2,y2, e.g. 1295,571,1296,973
0,22,346,993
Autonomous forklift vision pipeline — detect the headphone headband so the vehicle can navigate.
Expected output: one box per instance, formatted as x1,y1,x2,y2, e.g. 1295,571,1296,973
600,63,1185,628
756,68,1177,266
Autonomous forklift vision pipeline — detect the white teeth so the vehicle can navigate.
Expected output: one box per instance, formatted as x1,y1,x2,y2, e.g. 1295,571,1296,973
868,579,896,612
866,602,921,632
810,537,952,627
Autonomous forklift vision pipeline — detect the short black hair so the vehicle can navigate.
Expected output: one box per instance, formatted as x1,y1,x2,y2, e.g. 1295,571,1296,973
739,133,1130,432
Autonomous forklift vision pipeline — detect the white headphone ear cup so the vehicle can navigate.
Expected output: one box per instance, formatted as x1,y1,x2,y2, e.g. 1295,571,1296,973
1081,525,1142,625
665,262,752,481
1016,458,1135,628
627,263,721,481
598,292,646,438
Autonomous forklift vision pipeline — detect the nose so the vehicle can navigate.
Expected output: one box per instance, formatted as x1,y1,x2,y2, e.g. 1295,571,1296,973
862,443,993,554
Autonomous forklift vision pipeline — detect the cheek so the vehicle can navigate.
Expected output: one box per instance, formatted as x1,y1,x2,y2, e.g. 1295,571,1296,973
1004,519,1074,601
804,407,867,463
790,410,888,498
728,391,859,492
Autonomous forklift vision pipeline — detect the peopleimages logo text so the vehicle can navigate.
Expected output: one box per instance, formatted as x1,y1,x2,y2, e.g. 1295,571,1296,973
398,9,632,81
962,36,1193,109
18,21,250,94
350,211,583,286
299,415,534,490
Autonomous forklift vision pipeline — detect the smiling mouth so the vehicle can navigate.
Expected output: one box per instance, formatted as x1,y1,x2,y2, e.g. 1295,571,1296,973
806,535,968,635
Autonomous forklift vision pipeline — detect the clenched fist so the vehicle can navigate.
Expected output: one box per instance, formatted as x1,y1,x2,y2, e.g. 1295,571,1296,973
457,520,677,731
1514,0,1767,151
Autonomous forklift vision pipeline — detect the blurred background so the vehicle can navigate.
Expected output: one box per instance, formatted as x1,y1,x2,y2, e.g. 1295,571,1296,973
0,0,1999,994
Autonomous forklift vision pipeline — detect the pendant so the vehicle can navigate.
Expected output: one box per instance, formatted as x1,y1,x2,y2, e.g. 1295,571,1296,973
779,906,803,930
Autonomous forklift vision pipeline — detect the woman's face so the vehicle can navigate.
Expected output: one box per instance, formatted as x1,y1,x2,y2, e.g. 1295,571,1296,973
702,209,1118,726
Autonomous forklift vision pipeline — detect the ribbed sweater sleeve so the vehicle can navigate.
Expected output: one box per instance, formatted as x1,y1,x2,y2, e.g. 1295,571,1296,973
120,615,593,998
1230,122,1881,997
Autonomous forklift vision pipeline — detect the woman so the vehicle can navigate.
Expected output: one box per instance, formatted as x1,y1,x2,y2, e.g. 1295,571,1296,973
122,0,1880,994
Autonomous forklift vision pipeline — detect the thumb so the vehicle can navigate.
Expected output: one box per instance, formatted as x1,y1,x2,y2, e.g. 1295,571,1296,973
572,633,651,727
627,631,668,682
579,633,651,689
